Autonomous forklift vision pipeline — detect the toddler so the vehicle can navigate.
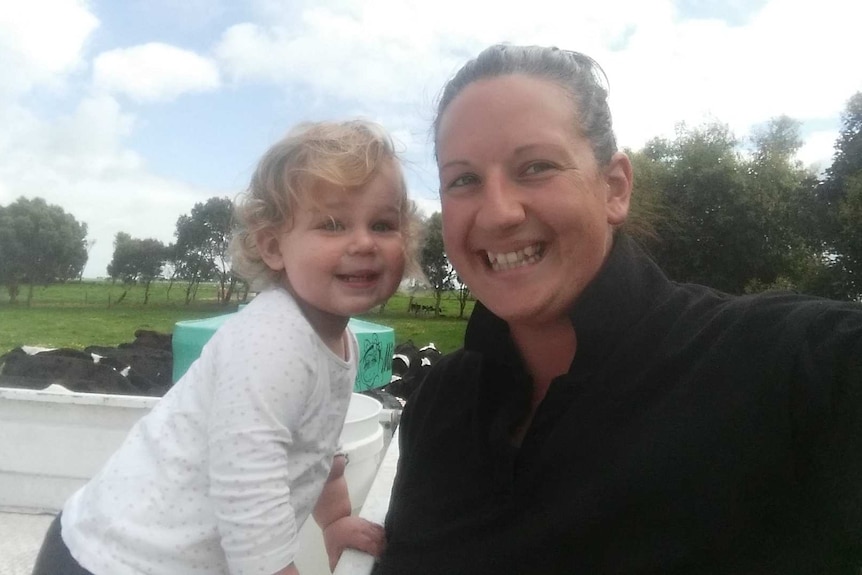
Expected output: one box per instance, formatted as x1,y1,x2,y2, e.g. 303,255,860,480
32,119,419,575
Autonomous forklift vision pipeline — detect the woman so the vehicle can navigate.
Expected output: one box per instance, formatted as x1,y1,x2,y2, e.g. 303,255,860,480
376,45,862,574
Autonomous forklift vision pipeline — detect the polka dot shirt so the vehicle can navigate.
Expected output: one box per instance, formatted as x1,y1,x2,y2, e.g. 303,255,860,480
61,288,357,574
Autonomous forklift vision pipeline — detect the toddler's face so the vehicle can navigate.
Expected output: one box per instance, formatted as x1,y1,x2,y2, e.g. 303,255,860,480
264,160,406,327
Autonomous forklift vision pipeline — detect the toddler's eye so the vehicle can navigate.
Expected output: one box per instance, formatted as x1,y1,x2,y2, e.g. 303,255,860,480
322,217,344,231
372,220,398,232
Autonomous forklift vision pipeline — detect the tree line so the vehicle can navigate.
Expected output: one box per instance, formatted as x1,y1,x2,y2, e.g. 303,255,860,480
0,196,242,306
2,91,861,305
629,92,862,300
105,197,242,306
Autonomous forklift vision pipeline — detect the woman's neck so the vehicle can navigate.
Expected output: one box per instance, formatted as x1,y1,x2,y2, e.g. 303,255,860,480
509,318,577,444
510,319,577,394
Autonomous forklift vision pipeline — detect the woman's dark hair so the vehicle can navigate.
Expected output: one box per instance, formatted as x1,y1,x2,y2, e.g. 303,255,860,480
434,44,617,166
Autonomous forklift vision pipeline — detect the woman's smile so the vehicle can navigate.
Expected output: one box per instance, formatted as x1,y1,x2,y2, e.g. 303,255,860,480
484,243,545,271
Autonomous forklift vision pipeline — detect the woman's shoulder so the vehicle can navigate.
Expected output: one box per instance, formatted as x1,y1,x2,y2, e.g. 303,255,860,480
399,349,481,427
721,291,862,339
665,282,862,336
416,348,480,391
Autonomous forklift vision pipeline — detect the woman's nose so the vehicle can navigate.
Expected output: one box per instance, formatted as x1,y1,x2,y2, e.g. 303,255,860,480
477,173,526,229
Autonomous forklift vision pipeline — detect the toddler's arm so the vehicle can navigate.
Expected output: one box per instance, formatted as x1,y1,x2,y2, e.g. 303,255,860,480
313,454,386,571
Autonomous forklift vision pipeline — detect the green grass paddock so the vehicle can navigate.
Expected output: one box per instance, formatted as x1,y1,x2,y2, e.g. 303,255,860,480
0,281,473,356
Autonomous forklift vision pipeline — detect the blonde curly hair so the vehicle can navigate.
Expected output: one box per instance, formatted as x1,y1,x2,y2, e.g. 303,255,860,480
230,119,421,289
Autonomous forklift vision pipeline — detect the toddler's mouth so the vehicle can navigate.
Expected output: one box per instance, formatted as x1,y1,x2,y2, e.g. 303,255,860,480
337,272,379,283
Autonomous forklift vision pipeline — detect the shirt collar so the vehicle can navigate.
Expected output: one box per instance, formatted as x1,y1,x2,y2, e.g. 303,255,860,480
465,234,672,371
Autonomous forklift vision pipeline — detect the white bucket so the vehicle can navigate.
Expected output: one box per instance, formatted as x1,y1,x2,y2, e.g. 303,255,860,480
0,388,383,513
0,385,384,574
294,393,385,574
0,384,158,513
340,393,385,511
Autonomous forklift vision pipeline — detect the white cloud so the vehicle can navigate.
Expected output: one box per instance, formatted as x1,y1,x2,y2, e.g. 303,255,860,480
93,43,221,103
594,0,862,165
0,108,225,278
211,0,861,196
72,176,226,278
3,0,860,282
214,20,447,106
214,0,652,106
0,0,98,96
0,91,224,278
0,95,140,187
0,5,226,279
213,0,678,196
798,130,839,173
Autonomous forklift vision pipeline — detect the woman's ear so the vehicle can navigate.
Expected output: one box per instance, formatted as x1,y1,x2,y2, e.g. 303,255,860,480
255,228,286,272
604,151,633,226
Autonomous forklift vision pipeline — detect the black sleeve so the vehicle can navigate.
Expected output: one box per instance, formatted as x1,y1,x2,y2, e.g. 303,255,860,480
792,302,862,568
376,354,452,575
381,350,455,541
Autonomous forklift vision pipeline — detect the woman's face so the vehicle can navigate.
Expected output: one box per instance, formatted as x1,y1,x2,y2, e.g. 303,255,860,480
436,74,631,328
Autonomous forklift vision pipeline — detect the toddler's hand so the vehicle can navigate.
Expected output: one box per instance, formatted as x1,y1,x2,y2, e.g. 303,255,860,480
321,516,386,571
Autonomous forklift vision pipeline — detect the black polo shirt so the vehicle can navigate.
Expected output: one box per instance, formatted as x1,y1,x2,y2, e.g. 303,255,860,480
377,235,862,574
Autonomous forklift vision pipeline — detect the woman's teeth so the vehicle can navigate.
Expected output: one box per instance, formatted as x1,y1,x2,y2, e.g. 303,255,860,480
486,244,543,271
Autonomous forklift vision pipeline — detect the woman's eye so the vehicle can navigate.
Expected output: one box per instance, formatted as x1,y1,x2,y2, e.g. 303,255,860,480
523,162,555,175
445,174,479,191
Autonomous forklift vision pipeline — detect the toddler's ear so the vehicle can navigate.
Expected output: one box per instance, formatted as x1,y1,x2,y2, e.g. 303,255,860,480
256,228,286,271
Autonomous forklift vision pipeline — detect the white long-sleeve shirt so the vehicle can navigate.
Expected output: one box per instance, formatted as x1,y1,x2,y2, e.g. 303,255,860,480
61,288,357,574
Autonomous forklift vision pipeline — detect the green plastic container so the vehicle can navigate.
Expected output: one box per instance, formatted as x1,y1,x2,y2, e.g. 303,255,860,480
172,314,394,392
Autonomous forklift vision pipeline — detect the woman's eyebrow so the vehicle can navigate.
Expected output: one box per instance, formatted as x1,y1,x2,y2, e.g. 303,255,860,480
440,144,568,169
438,159,472,171
512,143,567,156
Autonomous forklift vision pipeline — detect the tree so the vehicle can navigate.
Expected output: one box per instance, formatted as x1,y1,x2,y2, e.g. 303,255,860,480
634,123,758,293
455,275,471,319
819,92,862,300
821,92,862,206
0,197,88,305
835,173,862,298
107,232,168,304
107,232,136,284
631,120,825,296
420,212,455,315
624,141,673,244
742,116,823,292
172,197,233,304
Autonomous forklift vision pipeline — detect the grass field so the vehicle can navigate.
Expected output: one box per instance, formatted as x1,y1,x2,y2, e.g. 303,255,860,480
0,281,473,356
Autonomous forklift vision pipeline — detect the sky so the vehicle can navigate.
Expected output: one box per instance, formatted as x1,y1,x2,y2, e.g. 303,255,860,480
1,0,860,279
